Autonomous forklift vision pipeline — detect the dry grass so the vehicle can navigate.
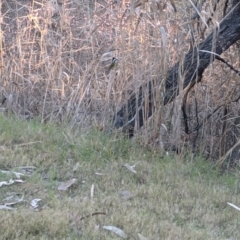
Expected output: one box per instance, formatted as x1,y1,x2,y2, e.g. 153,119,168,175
0,1,240,237
0,114,240,239
0,0,239,163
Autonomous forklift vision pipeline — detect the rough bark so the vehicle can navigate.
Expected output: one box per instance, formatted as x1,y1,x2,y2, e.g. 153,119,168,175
114,2,240,136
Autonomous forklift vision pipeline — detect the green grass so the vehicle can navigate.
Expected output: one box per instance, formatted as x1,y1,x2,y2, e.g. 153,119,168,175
0,114,240,239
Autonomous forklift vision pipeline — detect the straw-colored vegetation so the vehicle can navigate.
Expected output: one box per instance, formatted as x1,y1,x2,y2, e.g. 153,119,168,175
0,0,239,163
0,114,240,239
0,0,240,239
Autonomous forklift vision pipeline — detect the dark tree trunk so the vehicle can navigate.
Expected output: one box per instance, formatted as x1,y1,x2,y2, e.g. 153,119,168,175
114,2,240,136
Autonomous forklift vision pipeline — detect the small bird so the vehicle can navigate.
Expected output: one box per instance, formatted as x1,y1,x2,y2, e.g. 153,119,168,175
108,57,118,72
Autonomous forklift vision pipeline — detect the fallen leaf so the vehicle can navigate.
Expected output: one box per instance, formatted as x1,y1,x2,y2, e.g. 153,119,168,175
227,202,240,211
73,162,79,172
95,172,104,175
138,233,148,240
0,195,24,210
14,179,24,183
102,226,127,238
1,169,25,179
0,179,24,187
0,193,23,205
31,199,42,209
123,164,136,173
90,184,94,199
13,172,25,179
0,205,13,210
58,178,77,190
123,163,136,173
123,161,141,173
0,179,14,187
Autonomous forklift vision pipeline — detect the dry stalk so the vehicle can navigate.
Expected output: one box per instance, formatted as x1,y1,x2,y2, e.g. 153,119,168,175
0,0,239,163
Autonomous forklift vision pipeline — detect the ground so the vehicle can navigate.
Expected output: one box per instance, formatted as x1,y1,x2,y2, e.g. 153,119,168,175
0,114,240,239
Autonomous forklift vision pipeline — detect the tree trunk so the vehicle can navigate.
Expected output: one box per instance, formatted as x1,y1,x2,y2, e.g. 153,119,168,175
114,2,240,136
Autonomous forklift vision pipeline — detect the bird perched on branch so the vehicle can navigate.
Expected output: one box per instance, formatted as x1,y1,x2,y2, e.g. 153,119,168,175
108,57,118,72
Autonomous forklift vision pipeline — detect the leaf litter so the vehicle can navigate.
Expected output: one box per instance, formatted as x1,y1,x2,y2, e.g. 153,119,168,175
58,178,77,191
102,225,127,238
0,195,24,210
